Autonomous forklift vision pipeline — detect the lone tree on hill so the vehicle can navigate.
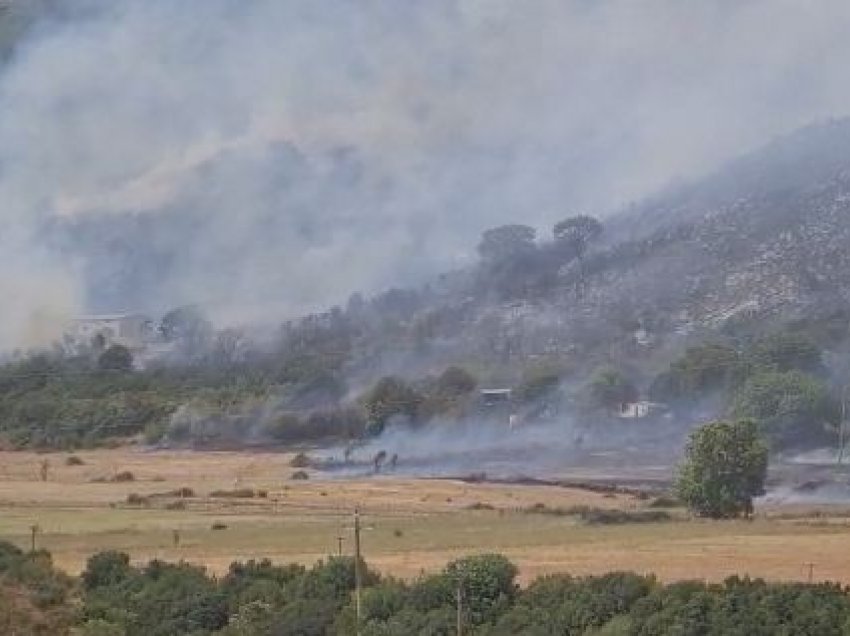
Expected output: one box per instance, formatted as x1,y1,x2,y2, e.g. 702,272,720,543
553,215,602,294
553,215,603,257
676,419,768,519
477,224,537,263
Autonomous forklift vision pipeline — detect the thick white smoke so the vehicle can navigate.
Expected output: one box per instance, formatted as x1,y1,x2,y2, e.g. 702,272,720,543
3,1,850,347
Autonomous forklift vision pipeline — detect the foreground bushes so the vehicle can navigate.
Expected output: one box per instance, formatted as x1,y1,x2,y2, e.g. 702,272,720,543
66,549,850,635
2,540,850,634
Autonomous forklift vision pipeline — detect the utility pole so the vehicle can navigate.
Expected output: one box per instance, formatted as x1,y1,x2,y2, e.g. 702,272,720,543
29,524,39,552
805,562,815,583
839,386,848,464
353,507,363,635
456,579,464,636
336,535,345,556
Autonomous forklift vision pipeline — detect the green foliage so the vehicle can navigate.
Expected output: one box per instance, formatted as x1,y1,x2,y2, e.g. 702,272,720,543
445,553,518,625
676,420,768,519
587,368,638,413
488,572,653,634
261,408,364,444
628,576,850,636
435,366,477,397
0,541,75,633
748,332,823,374
1,547,849,635
83,558,227,636
363,376,423,435
732,371,839,448
82,551,132,590
97,344,133,371
516,363,563,403
650,344,741,402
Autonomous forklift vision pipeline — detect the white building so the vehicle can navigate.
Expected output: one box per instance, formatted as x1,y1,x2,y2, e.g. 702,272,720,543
65,314,153,350
618,401,667,419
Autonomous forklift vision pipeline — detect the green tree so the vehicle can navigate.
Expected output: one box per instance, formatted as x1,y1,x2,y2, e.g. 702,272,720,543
587,368,638,414
82,551,133,590
732,370,839,448
445,554,518,626
650,344,740,402
477,225,537,262
435,366,477,397
516,363,563,403
363,376,423,435
97,345,133,372
747,332,823,374
676,420,768,519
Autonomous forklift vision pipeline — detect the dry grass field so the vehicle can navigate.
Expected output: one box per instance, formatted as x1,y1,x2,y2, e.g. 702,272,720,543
2,448,850,585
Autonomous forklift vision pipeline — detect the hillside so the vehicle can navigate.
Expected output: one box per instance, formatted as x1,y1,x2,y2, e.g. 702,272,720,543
317,119,850,389
4,120,850,454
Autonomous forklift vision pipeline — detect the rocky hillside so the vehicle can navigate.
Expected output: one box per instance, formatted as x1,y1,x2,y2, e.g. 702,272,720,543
330,120,850,389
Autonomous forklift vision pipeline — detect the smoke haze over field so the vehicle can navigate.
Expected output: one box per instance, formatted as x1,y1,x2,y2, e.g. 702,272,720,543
4,1,850,346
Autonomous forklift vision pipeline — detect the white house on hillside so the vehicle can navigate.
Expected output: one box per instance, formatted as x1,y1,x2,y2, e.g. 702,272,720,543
65,314,153,350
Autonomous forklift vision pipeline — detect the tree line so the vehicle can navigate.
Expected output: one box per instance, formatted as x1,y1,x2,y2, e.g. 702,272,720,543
2,540,850,635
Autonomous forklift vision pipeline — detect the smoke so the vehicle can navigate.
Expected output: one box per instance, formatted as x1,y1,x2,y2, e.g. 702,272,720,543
4,1,850,347
316,415,693,484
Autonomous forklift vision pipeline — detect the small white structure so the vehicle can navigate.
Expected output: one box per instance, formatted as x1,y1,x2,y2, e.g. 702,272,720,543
618,401,667,419
480,388,512,407
65,314,152,350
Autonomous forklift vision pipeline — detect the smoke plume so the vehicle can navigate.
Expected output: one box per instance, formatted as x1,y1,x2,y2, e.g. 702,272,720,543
3,1,850,347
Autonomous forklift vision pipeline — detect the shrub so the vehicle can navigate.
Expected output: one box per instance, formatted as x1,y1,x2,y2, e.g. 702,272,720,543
209,488,255,498
82,551,132,590
110,471,135,483
125,493,149,506
522,504,672,524
291,470,310,480
290,452,312,468
65,455,85,466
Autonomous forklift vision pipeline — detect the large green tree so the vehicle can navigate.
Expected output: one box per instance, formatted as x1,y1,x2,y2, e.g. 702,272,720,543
732,370,839,449
676,419,768,519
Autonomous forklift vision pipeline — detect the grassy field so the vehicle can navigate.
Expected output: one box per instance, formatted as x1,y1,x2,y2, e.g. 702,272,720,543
2,448,850,584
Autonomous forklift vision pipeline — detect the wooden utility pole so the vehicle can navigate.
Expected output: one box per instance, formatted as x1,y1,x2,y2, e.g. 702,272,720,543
336,535,345,556
353,507,363,635
839,386,848,464
456,579,464,636
805,562,815,583
29,524,39,552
